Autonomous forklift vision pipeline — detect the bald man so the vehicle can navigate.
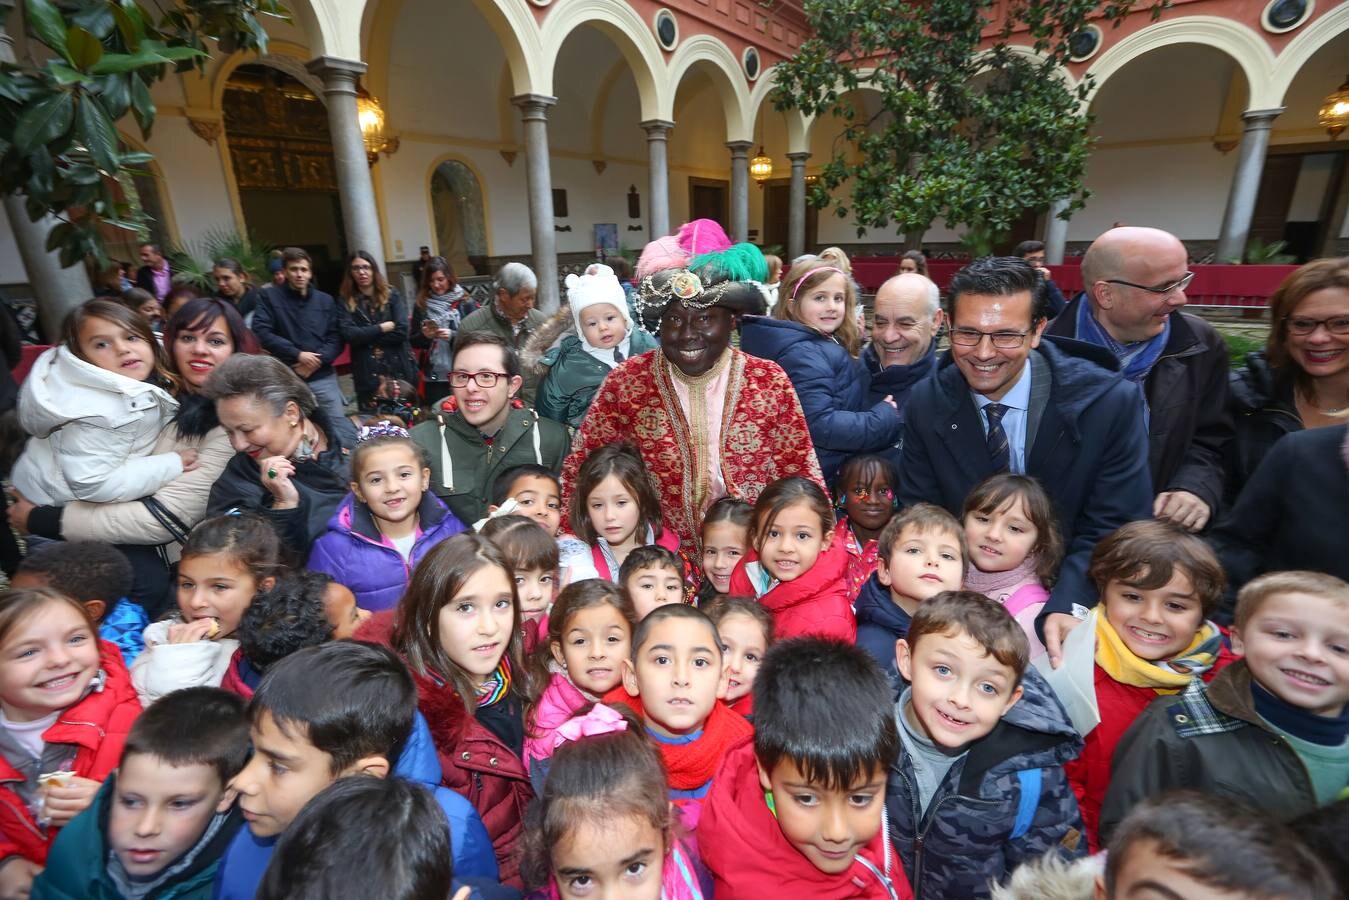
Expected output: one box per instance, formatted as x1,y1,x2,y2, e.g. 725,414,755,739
1042,226,1233,652
861,273,942,409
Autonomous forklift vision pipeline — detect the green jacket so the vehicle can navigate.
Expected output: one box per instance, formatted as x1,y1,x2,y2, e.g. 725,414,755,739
412,404,569,526
33,777,242,900
458,304,549,405
1100,661,1321,843
537,332,659,430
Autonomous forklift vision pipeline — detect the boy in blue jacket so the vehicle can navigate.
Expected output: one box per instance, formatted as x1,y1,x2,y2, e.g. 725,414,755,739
213,641,508,899
887,591,1085,899
34,688,248,900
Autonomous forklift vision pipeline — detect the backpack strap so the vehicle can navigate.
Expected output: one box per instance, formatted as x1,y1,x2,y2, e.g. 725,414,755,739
1010,768,1041,840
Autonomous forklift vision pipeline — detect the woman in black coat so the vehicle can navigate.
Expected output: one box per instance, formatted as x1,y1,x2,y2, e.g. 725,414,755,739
202,353,351,558
337,251,417,411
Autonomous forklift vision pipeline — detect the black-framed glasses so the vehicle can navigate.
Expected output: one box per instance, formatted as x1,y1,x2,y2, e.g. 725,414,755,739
1102,271,1195,295
950,327,1035,349
1284,315,1349,336
449,370,508,388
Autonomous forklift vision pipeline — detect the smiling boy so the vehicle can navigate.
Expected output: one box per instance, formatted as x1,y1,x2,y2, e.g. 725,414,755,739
698,638,912,899
889,592,1084,899
33,688,248,900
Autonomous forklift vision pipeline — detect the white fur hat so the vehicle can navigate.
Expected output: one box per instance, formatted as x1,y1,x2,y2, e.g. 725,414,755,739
565,263,633,334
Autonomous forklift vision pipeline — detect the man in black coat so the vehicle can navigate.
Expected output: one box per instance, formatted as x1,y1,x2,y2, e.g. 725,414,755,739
251,246,354,445
897,256,1154,666
1048,226,1233,533
861,272,941,411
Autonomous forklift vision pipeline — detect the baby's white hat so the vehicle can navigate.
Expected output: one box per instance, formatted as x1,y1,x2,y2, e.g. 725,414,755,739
565,263,633,333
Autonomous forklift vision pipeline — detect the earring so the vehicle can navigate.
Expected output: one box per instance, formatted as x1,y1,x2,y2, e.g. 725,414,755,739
290,420,298,428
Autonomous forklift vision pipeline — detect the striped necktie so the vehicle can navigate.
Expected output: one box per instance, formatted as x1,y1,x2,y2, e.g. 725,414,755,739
985,403,1010,473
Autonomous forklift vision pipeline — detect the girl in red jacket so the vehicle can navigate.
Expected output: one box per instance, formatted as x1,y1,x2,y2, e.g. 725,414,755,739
521,703,706,899
379,531,536,886
1062,520,1236,851
0,587,142,898
728,476,855,641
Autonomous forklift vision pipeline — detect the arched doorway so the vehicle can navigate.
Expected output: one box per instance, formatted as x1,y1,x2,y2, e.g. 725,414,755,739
222,64,346,290
430,161,488,277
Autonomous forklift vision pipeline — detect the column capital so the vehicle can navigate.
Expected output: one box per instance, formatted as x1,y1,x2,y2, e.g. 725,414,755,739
1240,107,1284,128
726,141,755,157
786,151,811,163
641,119,675,137
512,94,558,121
305,56,367,92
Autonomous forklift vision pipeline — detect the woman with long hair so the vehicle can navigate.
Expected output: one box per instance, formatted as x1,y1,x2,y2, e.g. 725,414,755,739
338,250,417,411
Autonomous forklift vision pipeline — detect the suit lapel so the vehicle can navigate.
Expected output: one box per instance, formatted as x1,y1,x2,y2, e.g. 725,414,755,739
934,373,996,485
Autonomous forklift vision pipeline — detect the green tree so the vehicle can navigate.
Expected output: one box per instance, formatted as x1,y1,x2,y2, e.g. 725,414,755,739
0,0,286,266
772,0,1163,245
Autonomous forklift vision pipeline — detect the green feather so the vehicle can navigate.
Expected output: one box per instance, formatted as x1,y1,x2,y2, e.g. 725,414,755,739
690,242,768,284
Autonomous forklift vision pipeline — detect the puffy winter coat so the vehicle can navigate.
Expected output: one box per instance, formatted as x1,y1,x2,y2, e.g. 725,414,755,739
699,738,912,900
739,316,902,484
522,672,588,781
1224,350,1302,503
886,668,1086,900
131,621,239,706
532,315,659,430
0,642,142,865
337,289,418,398
356,613,532,887
897,338,1154,633
854,572,911,693
205,410,351,557
728,537,855,642
32,776,240,900
308,491,467,612
12,345,182,505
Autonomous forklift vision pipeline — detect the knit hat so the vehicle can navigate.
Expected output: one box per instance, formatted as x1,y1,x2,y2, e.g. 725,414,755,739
565,264,633,340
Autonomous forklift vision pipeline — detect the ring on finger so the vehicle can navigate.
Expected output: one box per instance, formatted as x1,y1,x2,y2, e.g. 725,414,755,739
268,468,278,479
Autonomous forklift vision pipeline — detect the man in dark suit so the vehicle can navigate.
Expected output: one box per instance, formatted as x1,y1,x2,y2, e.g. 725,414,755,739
897,256,1154,666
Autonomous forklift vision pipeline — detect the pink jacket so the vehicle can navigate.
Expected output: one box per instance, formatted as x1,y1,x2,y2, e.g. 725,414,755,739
523,672,589,773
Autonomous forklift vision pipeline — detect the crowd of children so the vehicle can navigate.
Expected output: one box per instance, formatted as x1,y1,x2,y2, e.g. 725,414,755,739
3,298,1347,898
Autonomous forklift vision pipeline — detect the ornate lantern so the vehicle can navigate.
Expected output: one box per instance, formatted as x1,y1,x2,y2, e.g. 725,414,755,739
749,147,774,184
1320,75,1349,139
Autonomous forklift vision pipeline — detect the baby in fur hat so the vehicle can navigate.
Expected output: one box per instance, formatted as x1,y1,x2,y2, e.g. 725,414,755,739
527,263,659,430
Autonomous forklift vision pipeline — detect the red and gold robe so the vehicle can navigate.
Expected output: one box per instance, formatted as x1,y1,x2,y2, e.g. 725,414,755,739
563,348,825,556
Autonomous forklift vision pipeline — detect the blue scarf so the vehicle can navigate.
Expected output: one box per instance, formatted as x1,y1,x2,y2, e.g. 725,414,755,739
1074,298,1170,385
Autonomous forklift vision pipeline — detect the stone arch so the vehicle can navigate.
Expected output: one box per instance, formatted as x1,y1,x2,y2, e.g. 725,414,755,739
210,42,326,112
667,35,751,141
747,64,811,154
1083,17,1277,109
538,0,666,120
1268,3,1349,108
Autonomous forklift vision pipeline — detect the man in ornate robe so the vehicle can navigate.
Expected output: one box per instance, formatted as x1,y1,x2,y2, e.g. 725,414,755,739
563,265,824,556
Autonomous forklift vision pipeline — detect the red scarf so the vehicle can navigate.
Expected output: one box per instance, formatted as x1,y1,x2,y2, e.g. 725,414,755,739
603,688,752,790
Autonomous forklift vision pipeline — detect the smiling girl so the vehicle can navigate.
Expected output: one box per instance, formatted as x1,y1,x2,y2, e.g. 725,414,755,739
130,515,283,705
364,532,534,886
738,249,903,484
728,476,855,641
308,423,466,612
0,588,142,898
12,300,196,509
564,444,679,583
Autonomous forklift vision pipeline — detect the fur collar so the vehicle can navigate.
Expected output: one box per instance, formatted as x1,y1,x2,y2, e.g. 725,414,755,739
171,392,220,440
355,612,470,750
520,305,575,376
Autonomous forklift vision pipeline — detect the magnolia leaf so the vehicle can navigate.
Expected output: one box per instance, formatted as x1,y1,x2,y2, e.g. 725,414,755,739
65,27,104,72
13,91,74,154
24,0,70,59
75,93,119,172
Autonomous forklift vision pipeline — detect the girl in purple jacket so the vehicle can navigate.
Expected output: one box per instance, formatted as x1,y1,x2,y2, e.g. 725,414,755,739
308,423,466,611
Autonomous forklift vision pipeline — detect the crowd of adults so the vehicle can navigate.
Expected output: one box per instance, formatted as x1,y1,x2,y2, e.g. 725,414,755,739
0,228,1345,652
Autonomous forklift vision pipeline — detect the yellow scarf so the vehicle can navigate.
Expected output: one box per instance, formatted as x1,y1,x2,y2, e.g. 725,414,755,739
1094,613,1223,694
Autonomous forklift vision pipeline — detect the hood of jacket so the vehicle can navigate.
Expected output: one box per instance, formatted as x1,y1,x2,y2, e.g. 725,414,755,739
854,573,911,637
861,340,938,395
930,335,1124,439
356,611,473,748
522,305,576,376
700,738,903,899
954,666,1082,795
391,711,443,789
19,345,178,437
738,315,833,361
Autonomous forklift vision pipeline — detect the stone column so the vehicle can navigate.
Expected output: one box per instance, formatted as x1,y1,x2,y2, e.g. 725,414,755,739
0,0,91,340
727,141,754,242
513,94,559,313
306,57,385,270
641,120,673,239
1215,108,1283,263
786,151,810,261
1043,198,1070,264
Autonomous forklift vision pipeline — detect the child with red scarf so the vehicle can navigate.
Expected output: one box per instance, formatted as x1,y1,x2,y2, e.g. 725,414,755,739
698,637,912,899
604,605,751,829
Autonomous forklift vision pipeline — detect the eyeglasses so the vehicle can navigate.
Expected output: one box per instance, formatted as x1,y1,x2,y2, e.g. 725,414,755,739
849,486,895,501
449,371,508,388
1102,272,1195,295
1284,315,1349,336
950,327,1035,349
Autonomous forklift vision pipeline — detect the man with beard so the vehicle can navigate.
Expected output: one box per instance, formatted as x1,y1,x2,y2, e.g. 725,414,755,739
562,258,825,556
